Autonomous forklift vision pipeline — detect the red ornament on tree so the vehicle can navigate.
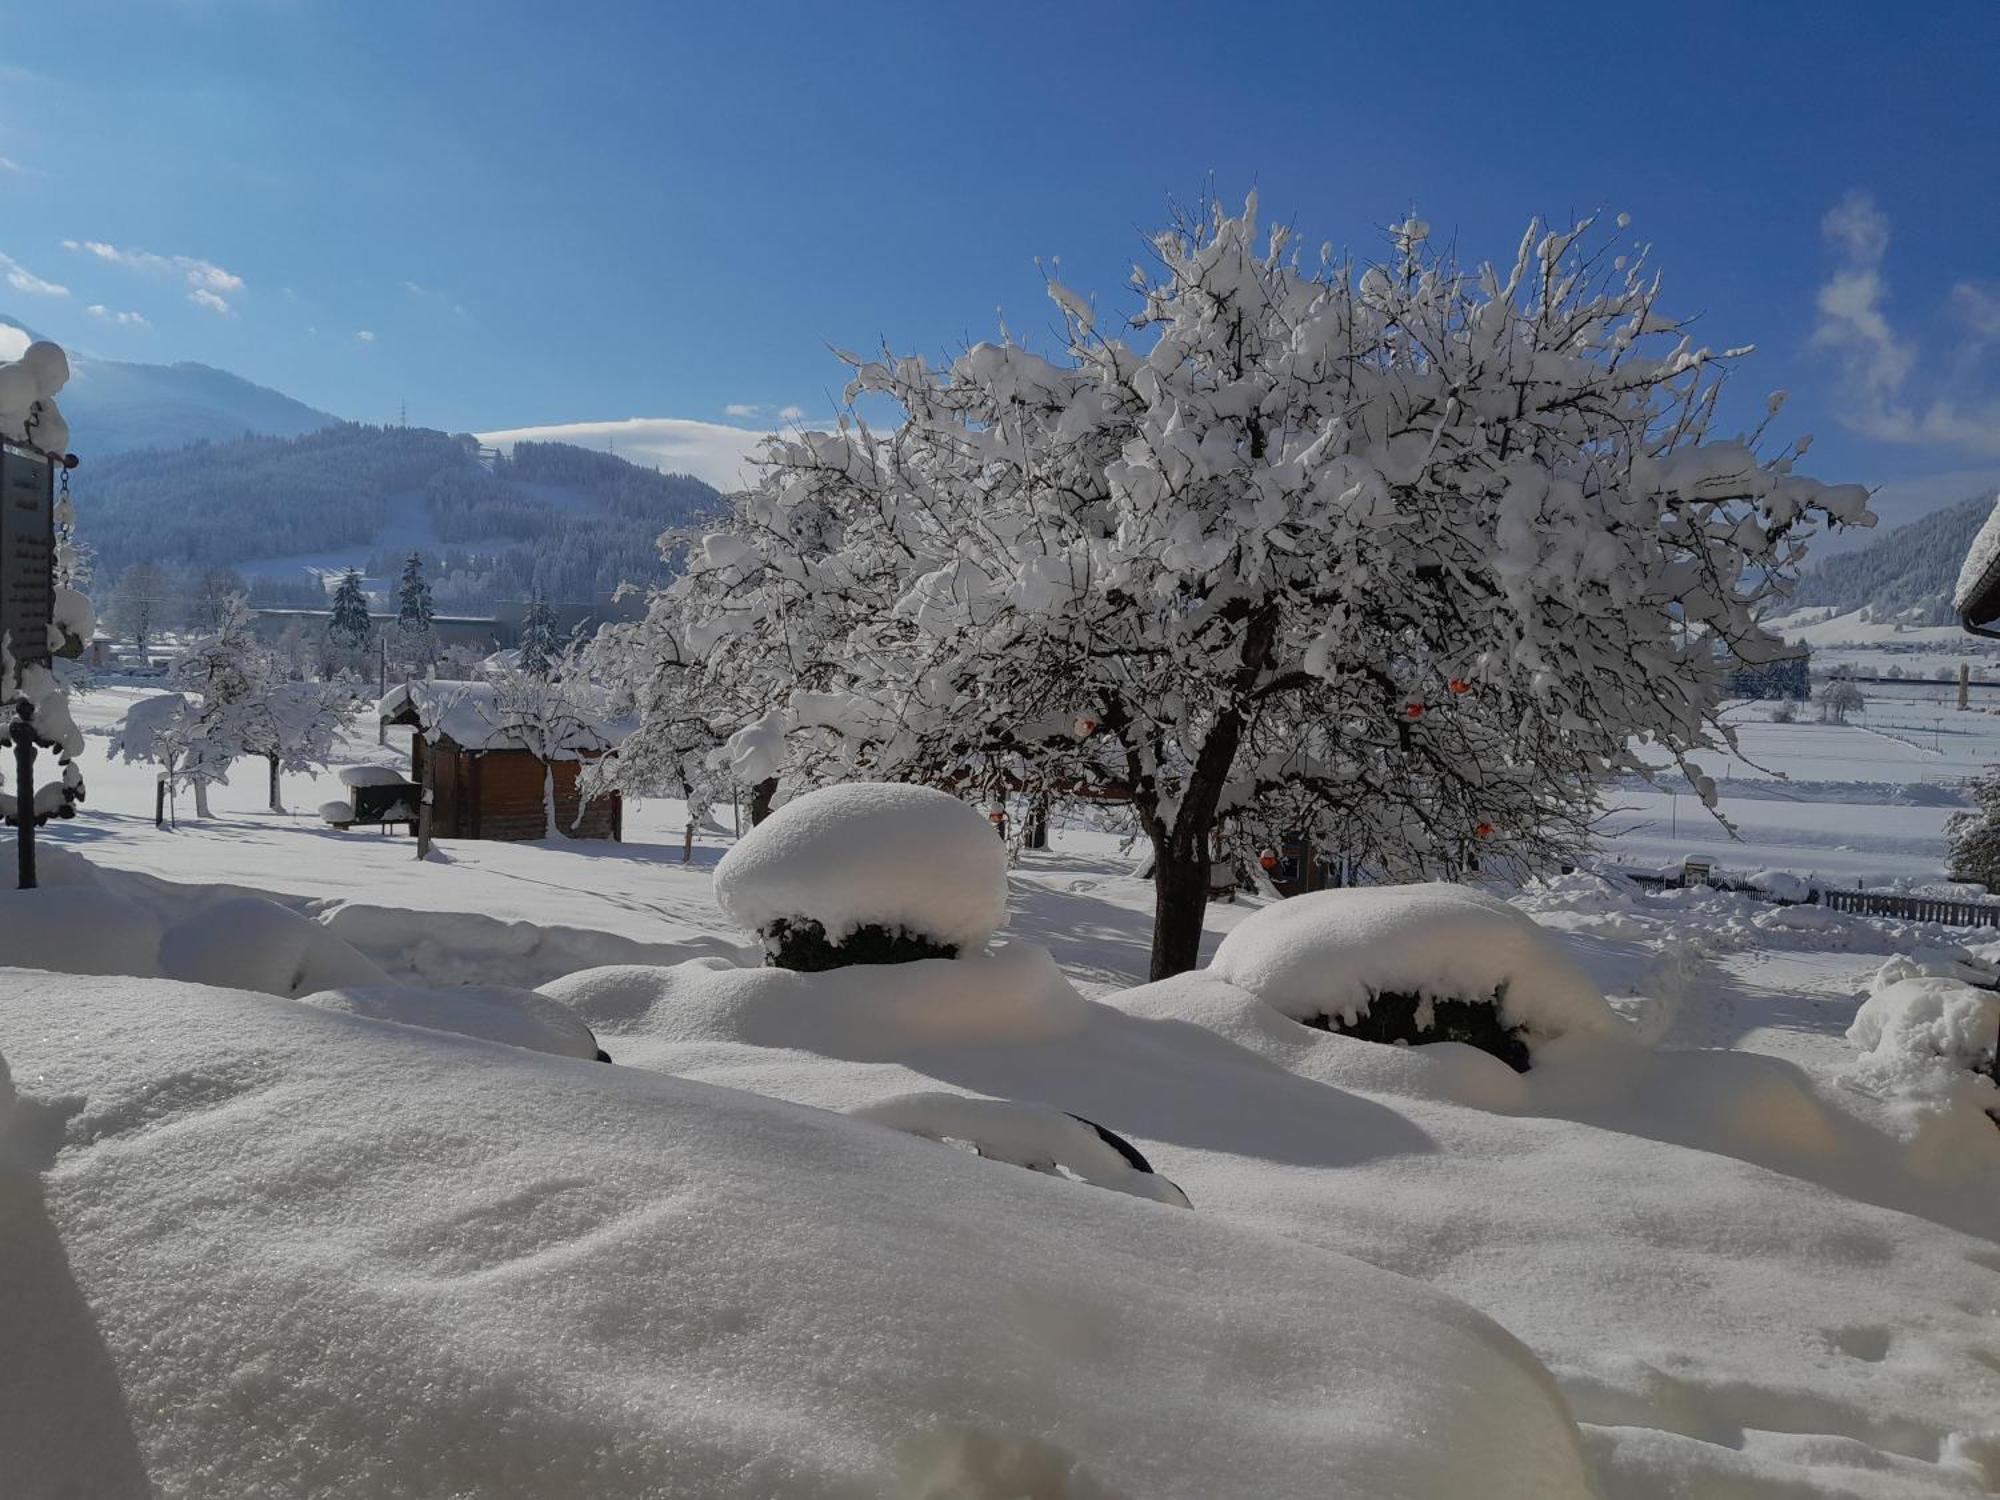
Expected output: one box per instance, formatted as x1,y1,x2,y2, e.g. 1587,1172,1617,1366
1474,821,1494,838
1404,703,1424,720
1449,678,1472,695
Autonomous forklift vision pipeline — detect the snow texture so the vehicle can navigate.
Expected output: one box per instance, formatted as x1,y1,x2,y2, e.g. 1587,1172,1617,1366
157,896,390,997
852,1091,1191,1207
297,982,603,1060
0,885,164,978
1208,882,1620,1045
336,764,410,789
0,338,70,453
1953,492,2000,614
713,782,1009,951
0,972,1592,1500
377,679,615,757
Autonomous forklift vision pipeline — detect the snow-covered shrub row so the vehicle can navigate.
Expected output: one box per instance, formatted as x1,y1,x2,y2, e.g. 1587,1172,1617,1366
714,783,1009,968
299,983,609,1062
1208,884,1618,1070
0,973,1595,1498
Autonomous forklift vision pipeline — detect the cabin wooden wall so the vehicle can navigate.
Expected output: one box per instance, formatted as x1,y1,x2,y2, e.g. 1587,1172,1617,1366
415,736,620,842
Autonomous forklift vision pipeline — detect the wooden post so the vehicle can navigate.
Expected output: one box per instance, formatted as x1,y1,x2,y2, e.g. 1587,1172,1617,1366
11,700,35,890
682,821,694,864
155,776,167,829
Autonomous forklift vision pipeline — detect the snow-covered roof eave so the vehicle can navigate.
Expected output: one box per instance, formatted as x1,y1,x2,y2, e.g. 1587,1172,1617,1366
1954,494,2000,636
375,680,619,757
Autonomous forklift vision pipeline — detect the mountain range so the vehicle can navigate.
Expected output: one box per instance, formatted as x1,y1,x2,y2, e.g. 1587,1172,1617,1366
1,314,336,454
1787,492,1999,625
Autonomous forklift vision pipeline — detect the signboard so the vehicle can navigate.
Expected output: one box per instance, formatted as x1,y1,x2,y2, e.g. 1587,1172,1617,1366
0,442,54,668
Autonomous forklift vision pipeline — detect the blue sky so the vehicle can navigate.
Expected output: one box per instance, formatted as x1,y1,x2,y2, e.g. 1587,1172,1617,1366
1,0,1995,522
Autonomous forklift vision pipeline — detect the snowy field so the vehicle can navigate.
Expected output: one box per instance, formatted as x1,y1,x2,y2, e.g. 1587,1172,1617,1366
1,685,1997,1498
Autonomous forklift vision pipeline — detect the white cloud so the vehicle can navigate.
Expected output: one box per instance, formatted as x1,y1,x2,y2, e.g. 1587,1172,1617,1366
0,251,66,297
354,329,376,343
0,155,24,174
1813,191,2000,458
724,402,762,418
62,238,244,308
86,303,148,326
475,416,786,492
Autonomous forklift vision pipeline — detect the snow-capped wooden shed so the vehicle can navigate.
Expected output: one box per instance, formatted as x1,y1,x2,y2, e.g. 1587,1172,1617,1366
378,680,622,842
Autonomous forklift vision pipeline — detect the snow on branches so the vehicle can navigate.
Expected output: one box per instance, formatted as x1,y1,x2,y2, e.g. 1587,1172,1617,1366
603,195,1871,977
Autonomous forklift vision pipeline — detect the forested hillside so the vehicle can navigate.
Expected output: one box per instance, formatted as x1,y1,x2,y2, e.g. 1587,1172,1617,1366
77,424,721,610
1787,492,1996,623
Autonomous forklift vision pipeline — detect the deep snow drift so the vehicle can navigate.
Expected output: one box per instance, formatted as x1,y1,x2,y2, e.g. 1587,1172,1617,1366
0,976,1591,1500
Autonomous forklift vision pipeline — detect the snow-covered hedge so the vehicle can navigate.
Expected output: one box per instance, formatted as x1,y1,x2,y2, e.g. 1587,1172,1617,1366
714,782,1008,968
1208,884,1618,1069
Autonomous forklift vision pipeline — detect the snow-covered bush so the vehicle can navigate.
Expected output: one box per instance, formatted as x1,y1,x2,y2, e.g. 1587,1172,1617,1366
1850,978,2000,1079
608,196,1870,979
713,782,1008,969
1208,883,1617,1070
159,897,389,997
852,1092,1191,1207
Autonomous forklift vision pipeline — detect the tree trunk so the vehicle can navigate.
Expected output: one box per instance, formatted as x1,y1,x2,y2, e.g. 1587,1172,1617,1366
749,776,778,826
193,778,212,819
268,754,283,814
1149,832,1212,980
1024,798,1049,850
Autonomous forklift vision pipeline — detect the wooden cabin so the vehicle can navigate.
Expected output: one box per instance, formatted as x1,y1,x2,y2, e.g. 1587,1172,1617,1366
378,680,623,842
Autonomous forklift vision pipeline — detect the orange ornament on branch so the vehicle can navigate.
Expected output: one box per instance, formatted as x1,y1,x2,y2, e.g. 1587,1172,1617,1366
1404,703,1424,720
1449,678,1472,695
1474,822,1494,838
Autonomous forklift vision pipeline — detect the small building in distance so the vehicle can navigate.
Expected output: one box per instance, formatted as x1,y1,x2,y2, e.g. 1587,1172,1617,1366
378,679,623,842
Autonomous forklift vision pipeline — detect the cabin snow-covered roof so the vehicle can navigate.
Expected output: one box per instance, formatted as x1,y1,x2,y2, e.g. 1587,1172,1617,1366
377,680,619,757
1956,494,2000,634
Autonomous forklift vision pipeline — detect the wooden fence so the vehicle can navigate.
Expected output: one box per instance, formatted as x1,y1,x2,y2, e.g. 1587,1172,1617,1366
1618,867,2000,930
1818,888,2000,930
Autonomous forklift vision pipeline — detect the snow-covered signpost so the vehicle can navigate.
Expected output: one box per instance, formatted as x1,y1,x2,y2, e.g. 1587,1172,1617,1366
0,339,87,888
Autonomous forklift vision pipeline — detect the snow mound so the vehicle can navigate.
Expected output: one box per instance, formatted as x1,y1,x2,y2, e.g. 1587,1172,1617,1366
713,782,1009,953
0,972,1593,1499
852,1092,1191,1207
0,886,163,978
1208,884,1619,1047
336,764,409,789
316,799,355,825
1849,977,2000,1073
298,984,605,1061
540,943,1090,1058
0,338,70,452
1873,945,1999,992
159,897,389,997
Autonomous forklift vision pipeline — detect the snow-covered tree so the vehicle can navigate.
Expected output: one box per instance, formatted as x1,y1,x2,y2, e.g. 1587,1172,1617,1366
327,570,372,653
1948,772,2000,892
245,680,351,813
604,196,1870,977
114,595,267,818
1818,680,1866,725
395,552,436,671
476,665,602,838
106,563,162,660
518,591,560,679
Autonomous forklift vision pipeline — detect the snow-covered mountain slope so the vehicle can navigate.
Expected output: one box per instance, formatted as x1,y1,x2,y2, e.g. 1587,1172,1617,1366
0,313,336,454
1789,492,1998,626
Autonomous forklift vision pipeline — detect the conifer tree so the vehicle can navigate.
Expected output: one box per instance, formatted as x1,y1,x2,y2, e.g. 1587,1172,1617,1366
328,569,372,653
519,591,560,679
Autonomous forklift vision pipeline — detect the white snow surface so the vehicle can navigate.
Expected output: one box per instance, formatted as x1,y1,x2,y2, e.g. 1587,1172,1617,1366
714,782,1009,951
0,337,70,453
1850,976,2000,1073
1954,493,2000,613
297,981,604,1061
1208,882,1619,1044
336,763,410,789
157,895,390,997
851,1092,1191,1207
0,975,1592,1500
377,679,614,757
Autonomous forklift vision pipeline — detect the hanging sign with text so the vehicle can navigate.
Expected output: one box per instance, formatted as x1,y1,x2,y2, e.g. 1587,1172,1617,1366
0,443,55,668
